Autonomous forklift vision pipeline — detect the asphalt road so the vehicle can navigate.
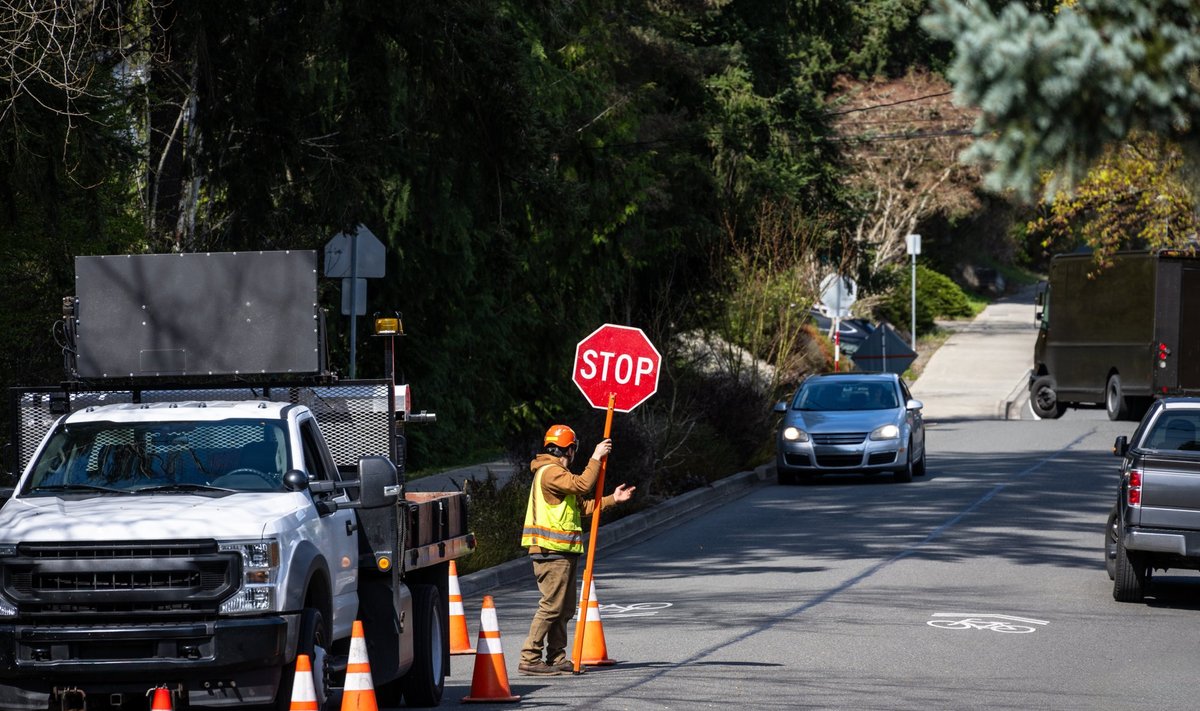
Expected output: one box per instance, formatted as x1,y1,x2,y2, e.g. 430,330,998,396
439,412,1199,710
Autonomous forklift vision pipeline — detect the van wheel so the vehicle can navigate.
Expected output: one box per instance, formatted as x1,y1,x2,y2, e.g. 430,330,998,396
1113,537,1149,603
399,583,446,707
1106,374,1130,421
1030,375,1066,419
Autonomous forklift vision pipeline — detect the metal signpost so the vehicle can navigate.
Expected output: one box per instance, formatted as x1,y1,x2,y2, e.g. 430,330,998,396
819,273,857,371
569,324,661,672
325,225,386,378
906,233,921,351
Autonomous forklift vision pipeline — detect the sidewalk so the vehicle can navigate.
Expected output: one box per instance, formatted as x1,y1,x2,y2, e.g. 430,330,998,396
909,283,1039,421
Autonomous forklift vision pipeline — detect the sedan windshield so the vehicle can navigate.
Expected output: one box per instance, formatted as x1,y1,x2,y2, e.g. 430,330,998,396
23,419,290,495
794,381,898,411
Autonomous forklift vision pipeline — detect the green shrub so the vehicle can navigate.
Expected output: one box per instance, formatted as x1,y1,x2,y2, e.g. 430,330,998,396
878,265,974,336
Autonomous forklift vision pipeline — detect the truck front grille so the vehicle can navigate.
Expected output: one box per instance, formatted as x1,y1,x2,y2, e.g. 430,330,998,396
1,541,238,617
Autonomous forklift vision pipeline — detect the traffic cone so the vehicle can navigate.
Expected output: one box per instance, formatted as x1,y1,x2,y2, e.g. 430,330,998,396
462,595,520,703
341,620,378,711
575,580,616,666
288,653,319,711
149,686,173,710
448,560,476,655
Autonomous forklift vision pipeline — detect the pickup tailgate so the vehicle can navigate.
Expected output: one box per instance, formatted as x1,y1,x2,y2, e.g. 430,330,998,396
1136,451,1200,529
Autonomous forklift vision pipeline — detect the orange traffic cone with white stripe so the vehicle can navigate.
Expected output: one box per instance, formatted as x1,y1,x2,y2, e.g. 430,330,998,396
575,580,616,666
462,595,520,703
149,686,173,710
288,653,319,711
448,560,475,655
341,619,378,710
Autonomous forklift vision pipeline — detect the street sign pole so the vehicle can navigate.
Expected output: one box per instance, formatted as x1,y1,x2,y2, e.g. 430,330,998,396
572,392,615,674
906,234,921,352
349,231,359,378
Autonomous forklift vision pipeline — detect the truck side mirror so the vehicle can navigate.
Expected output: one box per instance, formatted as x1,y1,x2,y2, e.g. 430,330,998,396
1113,436,1128,457
356,456,400,509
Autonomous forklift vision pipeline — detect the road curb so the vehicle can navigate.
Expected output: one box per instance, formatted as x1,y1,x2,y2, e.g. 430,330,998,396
458,463,774,597
1000,369,1031,420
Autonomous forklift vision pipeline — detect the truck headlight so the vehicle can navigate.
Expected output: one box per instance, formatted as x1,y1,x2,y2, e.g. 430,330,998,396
219,540,280,614
870,424,900,440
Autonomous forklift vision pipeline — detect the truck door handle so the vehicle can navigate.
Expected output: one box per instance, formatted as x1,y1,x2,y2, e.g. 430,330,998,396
346,520,358,536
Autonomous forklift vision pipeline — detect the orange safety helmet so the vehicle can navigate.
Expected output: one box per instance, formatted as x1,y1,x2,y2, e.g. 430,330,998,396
543,424,577,449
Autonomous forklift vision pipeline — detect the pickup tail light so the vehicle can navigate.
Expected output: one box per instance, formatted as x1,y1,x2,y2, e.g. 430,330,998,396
1128,469,1142,507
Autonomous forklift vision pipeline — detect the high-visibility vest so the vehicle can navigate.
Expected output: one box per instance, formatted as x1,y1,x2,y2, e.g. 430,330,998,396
521,464,583,553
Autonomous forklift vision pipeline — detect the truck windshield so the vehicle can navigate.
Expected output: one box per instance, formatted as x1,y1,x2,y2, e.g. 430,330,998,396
23,419,290,495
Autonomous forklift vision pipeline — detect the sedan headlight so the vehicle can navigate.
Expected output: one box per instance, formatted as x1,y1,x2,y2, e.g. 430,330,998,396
870,424,900,440
219,539,280,614
782,426,810,442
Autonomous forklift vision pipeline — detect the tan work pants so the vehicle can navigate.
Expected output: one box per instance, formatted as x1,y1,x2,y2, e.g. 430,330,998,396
520,553,579,664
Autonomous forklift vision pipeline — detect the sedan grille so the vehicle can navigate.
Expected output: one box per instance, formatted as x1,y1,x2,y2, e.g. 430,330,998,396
816,454,863,468
812,432,867,445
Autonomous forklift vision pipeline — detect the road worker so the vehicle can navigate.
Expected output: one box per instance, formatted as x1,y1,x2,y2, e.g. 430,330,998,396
518,424,635,676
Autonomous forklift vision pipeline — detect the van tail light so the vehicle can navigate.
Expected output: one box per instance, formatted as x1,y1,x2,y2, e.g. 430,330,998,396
1128,469,1142,507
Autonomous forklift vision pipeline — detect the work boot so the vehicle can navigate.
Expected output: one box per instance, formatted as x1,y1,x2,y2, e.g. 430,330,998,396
517,661,566,676
548,657,578,673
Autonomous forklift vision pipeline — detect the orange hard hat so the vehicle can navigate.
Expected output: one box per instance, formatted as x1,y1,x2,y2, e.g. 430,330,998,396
544,424,577,448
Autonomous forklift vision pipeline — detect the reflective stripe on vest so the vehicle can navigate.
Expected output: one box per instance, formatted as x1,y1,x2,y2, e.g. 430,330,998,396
521,464,583,553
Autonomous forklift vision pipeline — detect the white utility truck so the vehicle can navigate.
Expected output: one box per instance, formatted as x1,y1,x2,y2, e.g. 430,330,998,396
0,251,473,710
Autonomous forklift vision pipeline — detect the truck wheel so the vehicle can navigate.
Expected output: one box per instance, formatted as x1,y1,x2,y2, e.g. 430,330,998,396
1030,375,1066,419
1106,374,1131,421
1105,506,1118,581
276,608,331,711
1113,537,1149,603
399,583,446,707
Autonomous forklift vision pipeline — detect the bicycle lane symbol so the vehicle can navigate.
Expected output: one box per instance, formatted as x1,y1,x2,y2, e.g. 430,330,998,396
926,613,1049,634
598,602,673,619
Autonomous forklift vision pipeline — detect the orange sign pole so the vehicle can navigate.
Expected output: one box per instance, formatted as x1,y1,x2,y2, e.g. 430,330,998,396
572,391,615,673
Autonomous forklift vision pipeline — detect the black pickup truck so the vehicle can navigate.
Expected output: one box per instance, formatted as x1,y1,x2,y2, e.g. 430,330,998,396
1107,398,1200,602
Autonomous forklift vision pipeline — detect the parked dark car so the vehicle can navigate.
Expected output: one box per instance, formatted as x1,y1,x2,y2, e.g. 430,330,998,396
1106,397,1200,602
807,308,876,356
773,372,926,485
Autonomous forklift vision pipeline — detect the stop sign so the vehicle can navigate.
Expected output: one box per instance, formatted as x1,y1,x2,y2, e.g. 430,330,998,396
573,324,662,412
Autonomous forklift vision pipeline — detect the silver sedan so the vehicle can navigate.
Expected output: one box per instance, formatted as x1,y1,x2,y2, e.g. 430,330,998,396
774,372,926,484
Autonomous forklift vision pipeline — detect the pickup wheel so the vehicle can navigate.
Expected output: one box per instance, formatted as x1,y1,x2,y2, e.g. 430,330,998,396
1030,375,1066,419
398,583,446,707
1105,506,1118,581
1106,374,1131,421
275,608,332,710
1113,536,1150,603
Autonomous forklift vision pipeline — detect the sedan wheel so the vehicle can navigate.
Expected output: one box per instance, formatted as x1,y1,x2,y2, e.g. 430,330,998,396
893,442,914,483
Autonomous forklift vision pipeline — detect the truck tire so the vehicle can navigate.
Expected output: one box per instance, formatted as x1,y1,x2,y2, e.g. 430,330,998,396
276,608,331,711
399,583,446,707
1030,375,1066,419
1106,374,1131,421
1113,537,1149,603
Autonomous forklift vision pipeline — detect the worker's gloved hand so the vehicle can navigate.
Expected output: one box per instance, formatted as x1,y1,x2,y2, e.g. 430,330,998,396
591,438,612,461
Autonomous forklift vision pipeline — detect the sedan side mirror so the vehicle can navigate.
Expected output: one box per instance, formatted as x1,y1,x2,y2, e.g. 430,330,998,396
1113,436,1128,457
773,401,787,413
906,399,924,411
